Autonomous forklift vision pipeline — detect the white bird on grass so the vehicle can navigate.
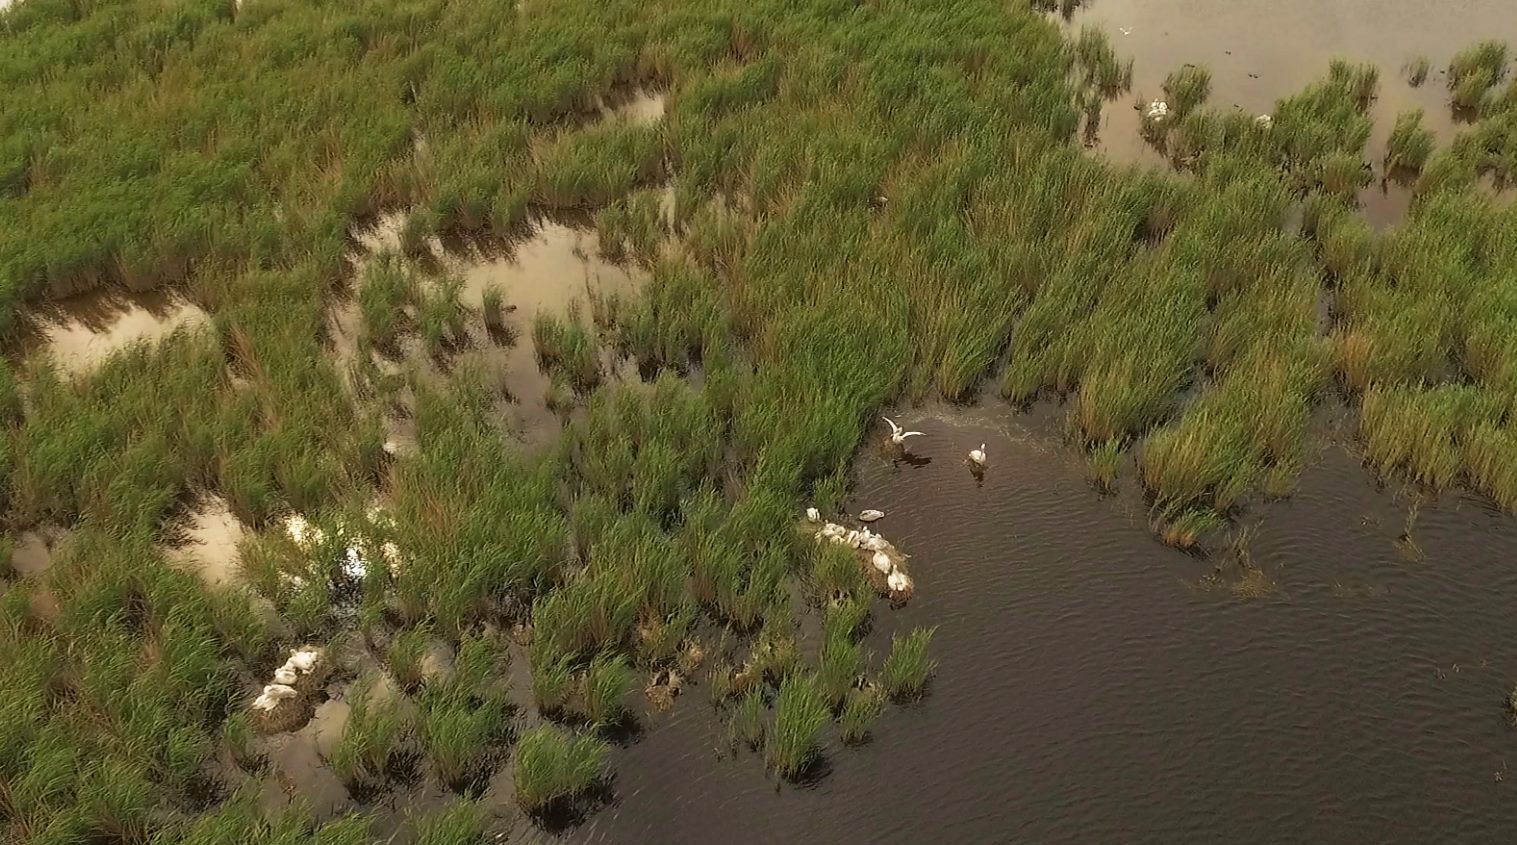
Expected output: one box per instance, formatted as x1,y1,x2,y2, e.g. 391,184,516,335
805,507,820,523
872,551,894,574
968,443,987,467
882,416,925,447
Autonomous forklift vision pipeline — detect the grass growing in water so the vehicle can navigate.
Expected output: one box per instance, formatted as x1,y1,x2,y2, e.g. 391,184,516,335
838,686,885,745
765,672,830,779
513,726,608,816
881,627,938,700
330,679,411,791
1385,110,1436,173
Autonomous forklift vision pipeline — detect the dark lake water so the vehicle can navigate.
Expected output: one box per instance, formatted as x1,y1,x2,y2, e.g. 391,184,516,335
564,403,1517,844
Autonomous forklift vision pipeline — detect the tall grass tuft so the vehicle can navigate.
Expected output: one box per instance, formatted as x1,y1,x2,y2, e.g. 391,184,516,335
1385,110,1435,173
580,651,635,726
1163,65,1212,117
329,679,410,790
838,686,885,745
1448,41,1507,109
880,627,937,700
412,798,488,845
731,686,767,749
513,725,609,815
765,672,830,779
1406,55,1431,87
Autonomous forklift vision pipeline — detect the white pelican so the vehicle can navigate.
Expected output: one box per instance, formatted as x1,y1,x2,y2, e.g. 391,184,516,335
863,534,889,552
887,570,913,596
253,683,299,711
968,444,987,467
872,551,893,574
859,509,885,522
273,666,299,685
805,507,820,523
881,416,924,447
1145,100,1170,121
286,649,320,672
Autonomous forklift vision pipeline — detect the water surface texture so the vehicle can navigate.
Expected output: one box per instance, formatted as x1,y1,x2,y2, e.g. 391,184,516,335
566,405,1517,843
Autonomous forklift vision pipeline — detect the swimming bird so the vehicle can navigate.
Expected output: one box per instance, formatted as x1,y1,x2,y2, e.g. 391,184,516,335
968,444,987,467
882,416,924,447
859,509,885,522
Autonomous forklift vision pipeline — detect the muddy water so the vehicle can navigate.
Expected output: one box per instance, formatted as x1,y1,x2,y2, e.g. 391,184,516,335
339,217,645,449
1071,0,1517,226
31,289,211,376
563,403,1517,843
166,497,248,587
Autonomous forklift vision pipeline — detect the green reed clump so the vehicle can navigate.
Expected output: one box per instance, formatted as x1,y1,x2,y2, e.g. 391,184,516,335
1448,41,1507,109
1155,507,1223,550
1385,109,1435,173
329,679,410,790
221,712,262,771
580,651,635,726
418,275,468,358
532,653,576,714
1074,27,1132,98
1316,150,1369,199
387,624,432,691
535,122,664,209
532,311,601,392
419,690,510,788
817,625,867,711
881,627,937,700
1085,439,1122,491
359,253,418,353
1407,55,1431,87
513,725,609,815
481,284,508,334
766,672,829,779
1163,65,1212,117
412,798,488,845
594,187,668,263
838,686,885,745
731,686,767,749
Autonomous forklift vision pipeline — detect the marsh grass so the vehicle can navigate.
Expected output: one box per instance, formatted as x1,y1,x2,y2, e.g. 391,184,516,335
481,285,508,335
1385,110,1435,174
580,651,635,727
1163,65,1212,118
532,653,576,714
1448,41,1507,110
1407,55,1431,87
412,798,488,845
387,624,432,691
765,672,829,779
330,679,411,791
838,686,885,745
880,627,937,700
731,686,767,750
513,725,608,816
419,691,510,788
1085,439,1123,492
